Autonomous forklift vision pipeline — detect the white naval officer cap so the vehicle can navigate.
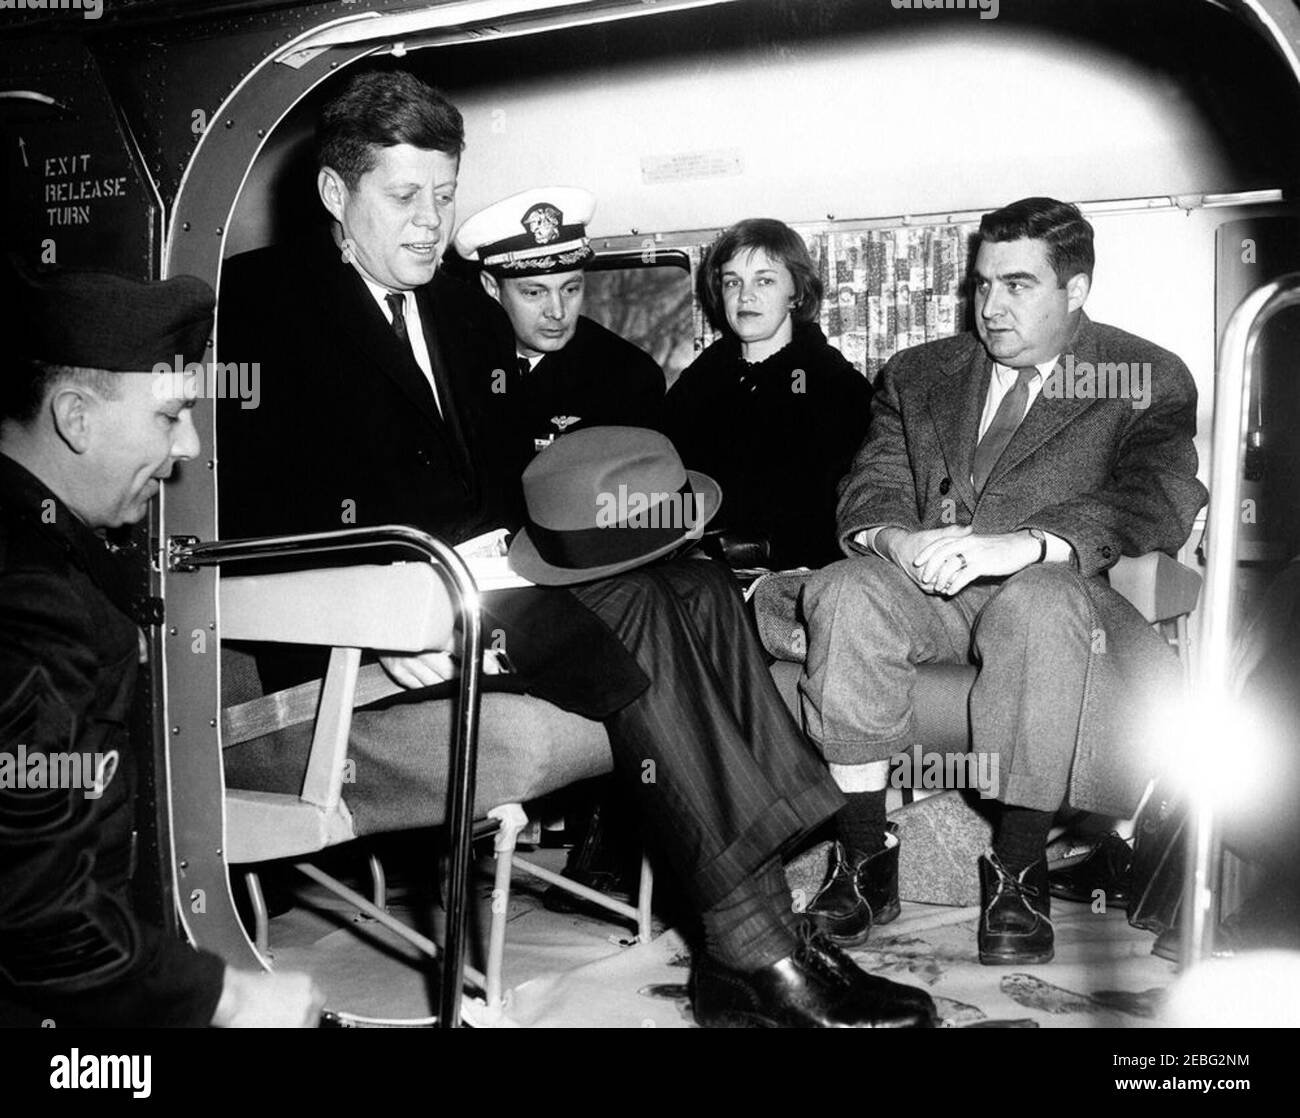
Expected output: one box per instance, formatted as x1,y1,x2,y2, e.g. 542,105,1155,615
454,186,596,278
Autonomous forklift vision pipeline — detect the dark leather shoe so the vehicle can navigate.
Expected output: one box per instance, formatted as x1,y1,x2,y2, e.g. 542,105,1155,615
541,868,635,921
691,929,936,1028
860,824,901,926
979,851,1054,965
1049,832,1132,906
803,826,901,947
542,799,640,921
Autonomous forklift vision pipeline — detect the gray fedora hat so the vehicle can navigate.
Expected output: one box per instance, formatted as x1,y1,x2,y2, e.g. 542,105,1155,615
508,426,722,586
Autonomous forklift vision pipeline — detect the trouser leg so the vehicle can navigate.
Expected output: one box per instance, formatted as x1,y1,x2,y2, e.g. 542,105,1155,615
569,559,842,912
969,565,1096,812
799,555,976,764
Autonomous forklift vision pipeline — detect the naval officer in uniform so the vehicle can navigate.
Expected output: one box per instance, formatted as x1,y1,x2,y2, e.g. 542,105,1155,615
454,187,665,454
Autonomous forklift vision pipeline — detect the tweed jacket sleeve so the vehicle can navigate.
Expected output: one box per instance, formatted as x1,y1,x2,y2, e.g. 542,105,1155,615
834,319,1207,577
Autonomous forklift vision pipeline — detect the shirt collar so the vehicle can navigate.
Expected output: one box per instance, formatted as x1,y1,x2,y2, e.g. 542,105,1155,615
350,264,412,318
992,354,1059,384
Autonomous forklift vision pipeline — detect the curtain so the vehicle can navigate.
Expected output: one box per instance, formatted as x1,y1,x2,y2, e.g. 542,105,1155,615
691,222,978,383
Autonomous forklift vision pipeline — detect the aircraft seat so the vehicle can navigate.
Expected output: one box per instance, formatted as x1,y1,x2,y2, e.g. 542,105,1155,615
216,559,652,1019
767,551,1202,759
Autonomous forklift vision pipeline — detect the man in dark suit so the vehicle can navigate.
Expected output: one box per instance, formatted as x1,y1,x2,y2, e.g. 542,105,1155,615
454,186,664,454
217,68,935,1028
1,263,322,1026
798,198,1208,964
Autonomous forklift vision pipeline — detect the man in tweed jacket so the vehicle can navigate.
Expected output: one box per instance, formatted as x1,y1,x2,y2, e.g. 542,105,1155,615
798,197,1208,964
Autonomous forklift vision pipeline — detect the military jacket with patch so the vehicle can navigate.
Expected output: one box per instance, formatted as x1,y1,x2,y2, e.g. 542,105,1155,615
0,453,224,1026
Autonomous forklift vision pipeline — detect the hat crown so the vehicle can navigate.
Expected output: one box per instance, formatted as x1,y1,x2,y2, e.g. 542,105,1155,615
453,186,596,277
7,257,214,371
523,427,690,532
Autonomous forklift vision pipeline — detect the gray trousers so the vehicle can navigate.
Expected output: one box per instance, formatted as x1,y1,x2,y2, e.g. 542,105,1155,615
799,556,1108,813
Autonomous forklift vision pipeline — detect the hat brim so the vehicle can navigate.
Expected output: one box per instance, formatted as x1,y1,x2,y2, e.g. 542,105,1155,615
507,470,723,587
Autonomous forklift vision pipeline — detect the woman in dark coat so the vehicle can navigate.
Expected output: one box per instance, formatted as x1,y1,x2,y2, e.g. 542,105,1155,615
665,218,873,570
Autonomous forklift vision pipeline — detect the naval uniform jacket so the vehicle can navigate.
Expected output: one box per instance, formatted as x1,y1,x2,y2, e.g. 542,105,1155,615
836,313,1209,813
0,455,225,1026
665,323,873,569
511,316,665,450
217,232,647,714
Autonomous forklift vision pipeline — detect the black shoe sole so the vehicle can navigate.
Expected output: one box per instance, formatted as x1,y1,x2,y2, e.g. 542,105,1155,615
978,946,1055,965
872,900,901,926
693,1008,778,1028
803,913,873,949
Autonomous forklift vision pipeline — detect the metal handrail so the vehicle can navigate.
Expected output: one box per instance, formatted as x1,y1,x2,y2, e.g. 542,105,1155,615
169,524,483,1030
1185,272,1300,966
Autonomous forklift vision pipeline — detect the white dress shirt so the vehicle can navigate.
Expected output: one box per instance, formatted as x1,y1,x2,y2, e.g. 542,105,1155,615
856,353,1072,563
976,356,1055,441
355,270,443,418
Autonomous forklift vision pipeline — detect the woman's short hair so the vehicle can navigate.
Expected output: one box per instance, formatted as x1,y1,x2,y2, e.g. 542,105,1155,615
316,69,464,189
698,218,823,332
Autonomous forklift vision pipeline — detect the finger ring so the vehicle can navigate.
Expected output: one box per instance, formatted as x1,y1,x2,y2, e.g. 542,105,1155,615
954,552,967,570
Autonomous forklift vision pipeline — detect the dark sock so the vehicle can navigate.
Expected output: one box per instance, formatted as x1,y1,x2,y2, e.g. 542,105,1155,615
701,859,799,971
993,806,1054,876
837,789,888,861
761,855,805,931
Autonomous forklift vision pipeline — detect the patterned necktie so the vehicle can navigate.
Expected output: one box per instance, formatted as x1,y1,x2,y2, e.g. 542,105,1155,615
972,365,1038,494
384,292,410,348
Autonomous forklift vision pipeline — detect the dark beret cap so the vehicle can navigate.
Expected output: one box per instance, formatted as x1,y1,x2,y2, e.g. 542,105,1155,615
8,257,215,371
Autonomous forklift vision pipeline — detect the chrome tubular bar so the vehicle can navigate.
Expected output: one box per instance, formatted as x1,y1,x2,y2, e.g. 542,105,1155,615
170,524,483,1029
1185,273,1300,966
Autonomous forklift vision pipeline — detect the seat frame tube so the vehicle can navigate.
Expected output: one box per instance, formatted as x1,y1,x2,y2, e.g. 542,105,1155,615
1190,271,1300,965
171,523,482,1029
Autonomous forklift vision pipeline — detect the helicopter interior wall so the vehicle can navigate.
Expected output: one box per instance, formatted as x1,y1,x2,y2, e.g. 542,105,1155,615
228,0,1300,246
222,1,1300,482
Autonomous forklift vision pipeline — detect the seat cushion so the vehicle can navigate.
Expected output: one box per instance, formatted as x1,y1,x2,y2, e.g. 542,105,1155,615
223,690,612,836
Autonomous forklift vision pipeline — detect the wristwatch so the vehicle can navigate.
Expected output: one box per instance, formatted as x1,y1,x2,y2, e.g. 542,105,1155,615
1027,527,1048,564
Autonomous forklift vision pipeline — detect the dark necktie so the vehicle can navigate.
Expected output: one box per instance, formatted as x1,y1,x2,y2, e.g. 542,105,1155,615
384,292,410,348
385,290,446,420
516,355,531,383
972,365,1038,494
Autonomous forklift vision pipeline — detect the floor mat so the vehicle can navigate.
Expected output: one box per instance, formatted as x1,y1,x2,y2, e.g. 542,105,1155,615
265,852,1177,1027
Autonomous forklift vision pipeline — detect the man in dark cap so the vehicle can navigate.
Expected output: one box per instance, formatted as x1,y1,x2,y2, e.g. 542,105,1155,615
0,261,323,1026
455,186,664,454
